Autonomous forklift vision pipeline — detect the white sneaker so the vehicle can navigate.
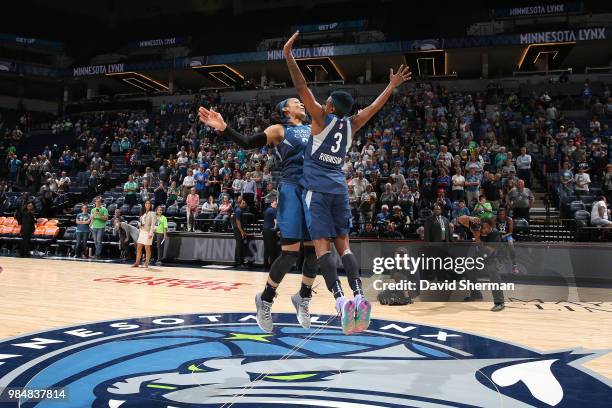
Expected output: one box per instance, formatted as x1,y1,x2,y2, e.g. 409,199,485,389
291,292,311,329
255,292,274,333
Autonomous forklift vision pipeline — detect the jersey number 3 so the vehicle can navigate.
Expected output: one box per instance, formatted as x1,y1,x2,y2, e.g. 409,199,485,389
330,132,343,153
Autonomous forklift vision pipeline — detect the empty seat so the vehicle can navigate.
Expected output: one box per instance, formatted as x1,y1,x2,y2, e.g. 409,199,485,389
569,201,585,213
513,218,530,235
574,210,590,222
130,205,142,216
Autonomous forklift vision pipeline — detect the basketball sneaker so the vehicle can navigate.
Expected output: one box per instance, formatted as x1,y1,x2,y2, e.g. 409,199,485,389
353,294,372,333
255,292,274,333
291,292,311,329
336,297,356,335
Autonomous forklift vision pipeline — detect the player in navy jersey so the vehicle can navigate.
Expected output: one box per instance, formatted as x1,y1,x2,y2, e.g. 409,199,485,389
284,31,411,335
198,99,316,333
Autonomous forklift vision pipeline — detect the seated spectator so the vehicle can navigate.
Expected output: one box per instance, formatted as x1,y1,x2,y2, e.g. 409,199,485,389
359,222,378,238
591,196,611,227
380,183,398,209
375,204,391,225
215,195,233,230
452,199,471,221
391,205,410,231
473,195,493,220
382,222,403,239
201,195,219,219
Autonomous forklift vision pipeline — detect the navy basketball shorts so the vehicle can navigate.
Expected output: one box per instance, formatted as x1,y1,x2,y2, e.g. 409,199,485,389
302,189,352,240
277,181,310,242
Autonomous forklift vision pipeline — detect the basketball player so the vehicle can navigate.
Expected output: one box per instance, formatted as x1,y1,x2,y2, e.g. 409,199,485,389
283,31,411,334
198,99,316,333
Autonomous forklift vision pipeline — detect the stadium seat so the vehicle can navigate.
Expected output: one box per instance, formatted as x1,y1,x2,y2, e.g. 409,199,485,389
574,210,590,222
165,205,178,217
119,204,131,214
107,203,117,214
569,201,586,213
115,196,125,206
167,222,177,232
580,195,595,205
513,218,530,239
130,204,142,216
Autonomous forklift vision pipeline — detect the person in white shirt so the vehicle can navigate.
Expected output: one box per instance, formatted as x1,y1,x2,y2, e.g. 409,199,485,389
451,168,465,202
516,147,532,188
58,171,71,192
349,171,370,197
574,166,591,197
181,169,196,198
591,196,612,227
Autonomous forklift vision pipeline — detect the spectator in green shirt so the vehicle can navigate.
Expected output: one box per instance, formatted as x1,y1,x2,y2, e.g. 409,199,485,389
473,195,493,220
124,175,138,207
154,205,168,266
90,197,109,258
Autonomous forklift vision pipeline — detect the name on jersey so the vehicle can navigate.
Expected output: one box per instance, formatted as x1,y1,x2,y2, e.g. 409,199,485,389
319,152,343,164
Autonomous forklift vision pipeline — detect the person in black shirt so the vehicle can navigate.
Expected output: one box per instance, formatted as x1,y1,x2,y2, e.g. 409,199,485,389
231,199,248,267
542,149,560,194
154,181,168,207
262,200,279,268
18,202,36,258
359,222,378,238
466,218,506,311
481,172,502,210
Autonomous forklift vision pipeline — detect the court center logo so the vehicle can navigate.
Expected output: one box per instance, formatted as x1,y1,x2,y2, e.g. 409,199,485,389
0,313,609,407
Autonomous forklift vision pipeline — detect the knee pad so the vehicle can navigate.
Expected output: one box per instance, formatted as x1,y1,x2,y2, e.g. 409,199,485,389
301,245,318,279
268,250,299,284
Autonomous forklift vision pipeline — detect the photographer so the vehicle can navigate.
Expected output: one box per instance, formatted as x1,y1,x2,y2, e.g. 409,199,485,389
465,218,506,312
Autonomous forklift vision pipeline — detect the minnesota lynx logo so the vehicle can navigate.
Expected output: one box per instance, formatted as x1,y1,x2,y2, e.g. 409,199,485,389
0,313,609,407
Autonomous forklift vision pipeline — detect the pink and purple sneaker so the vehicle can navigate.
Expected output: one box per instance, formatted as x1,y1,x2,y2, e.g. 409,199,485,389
336,297,356,335
353,294,372,333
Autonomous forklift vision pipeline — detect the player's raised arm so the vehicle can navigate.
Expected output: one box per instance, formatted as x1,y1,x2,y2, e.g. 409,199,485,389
198,106,283,147
350,65,412,134
283,31,325,128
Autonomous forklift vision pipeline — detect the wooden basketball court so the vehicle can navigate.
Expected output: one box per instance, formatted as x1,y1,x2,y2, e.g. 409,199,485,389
0,257,610,407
